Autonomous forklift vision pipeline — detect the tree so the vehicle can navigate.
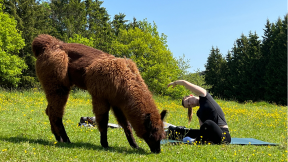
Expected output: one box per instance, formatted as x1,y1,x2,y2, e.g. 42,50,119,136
3,0,57,80
83,0,115,53
49,0,87,41
204,15,287,104
176,54,191,79
112,13,128,36
67,34,94,47
184,69,212,94
0,10,27,87
263,15,287,105
226,33,262,102
127,17,141,29
0,0,3,12
111,20,184,98
245,32,262,101
204,47,226,97
222,51,234,99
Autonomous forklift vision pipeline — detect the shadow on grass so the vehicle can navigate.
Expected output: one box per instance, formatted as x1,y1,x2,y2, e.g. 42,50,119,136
0,136,150,155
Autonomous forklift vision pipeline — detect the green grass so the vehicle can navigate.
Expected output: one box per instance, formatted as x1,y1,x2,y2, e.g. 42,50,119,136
0,89,287,161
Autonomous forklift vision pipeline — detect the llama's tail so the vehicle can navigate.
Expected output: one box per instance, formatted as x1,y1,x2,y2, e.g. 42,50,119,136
32,34,63,58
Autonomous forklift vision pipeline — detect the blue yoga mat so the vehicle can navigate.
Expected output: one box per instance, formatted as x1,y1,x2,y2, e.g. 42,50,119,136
230,138,277,146
161,138,278,146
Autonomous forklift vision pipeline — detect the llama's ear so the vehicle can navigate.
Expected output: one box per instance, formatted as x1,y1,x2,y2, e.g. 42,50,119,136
144,113,152,130
160,110,167,121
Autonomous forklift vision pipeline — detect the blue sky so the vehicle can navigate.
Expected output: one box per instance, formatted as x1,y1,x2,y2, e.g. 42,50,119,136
101,0,287,72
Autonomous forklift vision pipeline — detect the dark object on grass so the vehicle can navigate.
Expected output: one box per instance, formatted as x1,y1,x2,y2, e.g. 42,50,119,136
78,117,122,128
167,126,200,140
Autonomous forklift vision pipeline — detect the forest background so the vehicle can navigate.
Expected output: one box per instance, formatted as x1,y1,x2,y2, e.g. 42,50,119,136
0,0,287,105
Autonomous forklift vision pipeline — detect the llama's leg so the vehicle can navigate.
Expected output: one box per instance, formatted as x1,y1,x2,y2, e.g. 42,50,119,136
112,107,138,149
45,87,70,143
92,99,110,148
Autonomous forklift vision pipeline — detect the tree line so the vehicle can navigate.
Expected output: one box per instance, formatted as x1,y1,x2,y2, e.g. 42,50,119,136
205,15,287,105
0,0,197,98
0,0,286,105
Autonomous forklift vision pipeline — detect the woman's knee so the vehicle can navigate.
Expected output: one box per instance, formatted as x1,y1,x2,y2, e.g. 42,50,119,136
202,120,218,128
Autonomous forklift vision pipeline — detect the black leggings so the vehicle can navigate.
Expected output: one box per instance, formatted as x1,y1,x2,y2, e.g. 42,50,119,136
186,120,231,144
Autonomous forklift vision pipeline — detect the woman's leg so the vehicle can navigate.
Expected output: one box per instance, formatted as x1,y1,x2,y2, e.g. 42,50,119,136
196,120,223,144
185,129,200,138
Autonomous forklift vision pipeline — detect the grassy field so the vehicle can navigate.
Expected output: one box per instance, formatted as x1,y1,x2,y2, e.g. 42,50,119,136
0,89,287,161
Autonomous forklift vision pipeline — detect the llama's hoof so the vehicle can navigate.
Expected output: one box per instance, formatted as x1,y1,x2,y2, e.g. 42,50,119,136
131,145,139,149
64,138,71,143
65,140,71,143
58,136,71,143
101,142,109,148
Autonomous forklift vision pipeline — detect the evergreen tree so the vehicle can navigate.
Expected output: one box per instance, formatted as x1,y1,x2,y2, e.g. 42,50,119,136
84,0,114,53
229,34,250,102
205,15,287,104
247,32,262,101
127,17,141,29
222,51,234,99
205,47,226,97
257,20,273,101
112,13,128,36
227,33,262,102
264,15,287,105
49,0,87,40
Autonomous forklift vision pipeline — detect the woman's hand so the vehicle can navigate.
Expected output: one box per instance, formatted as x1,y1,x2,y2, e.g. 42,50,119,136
167,80,184,88
167,81,177,88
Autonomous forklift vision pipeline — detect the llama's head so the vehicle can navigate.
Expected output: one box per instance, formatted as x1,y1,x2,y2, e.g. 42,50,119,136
143,110,167,153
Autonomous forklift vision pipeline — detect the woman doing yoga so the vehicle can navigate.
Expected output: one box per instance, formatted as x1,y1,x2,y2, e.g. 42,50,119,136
168,80,231,144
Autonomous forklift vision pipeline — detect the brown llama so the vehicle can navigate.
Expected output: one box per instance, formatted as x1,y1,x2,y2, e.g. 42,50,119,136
32,34,167,153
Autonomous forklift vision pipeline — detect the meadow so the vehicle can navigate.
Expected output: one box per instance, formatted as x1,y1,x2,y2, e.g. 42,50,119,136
0,89,287,161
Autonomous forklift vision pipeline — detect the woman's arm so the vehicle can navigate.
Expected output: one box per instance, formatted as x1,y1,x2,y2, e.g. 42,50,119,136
168,80,207,97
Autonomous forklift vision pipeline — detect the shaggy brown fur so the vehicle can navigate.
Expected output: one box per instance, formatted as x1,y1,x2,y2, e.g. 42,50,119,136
32,34,167,153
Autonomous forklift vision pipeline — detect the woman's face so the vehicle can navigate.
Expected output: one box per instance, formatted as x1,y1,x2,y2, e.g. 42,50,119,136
184,96,197,108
